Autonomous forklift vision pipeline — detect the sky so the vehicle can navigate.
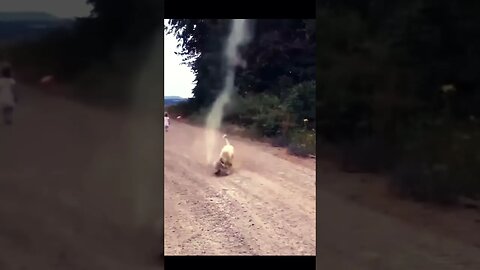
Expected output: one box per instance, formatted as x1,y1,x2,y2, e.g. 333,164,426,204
164,19,196,98
0,0,92,18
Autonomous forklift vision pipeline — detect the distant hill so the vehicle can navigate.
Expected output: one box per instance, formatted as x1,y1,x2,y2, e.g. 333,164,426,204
0,12,59,22
164,96,187,106
165,96,185,99
0,12,72,43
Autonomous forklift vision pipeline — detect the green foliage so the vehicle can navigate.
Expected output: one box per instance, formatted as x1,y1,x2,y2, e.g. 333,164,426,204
167,101,210,126
5,0,163,104
167,19,315,107
166,19,316,158
287,128,316,157
168,81,317,157
314,1,480,204
391,124,480,203
284,81,316,126
339,137,394,173
236,93,284,137
165,100,196,117
233,81,315,139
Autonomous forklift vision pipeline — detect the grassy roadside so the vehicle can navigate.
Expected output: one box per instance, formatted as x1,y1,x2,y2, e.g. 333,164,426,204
166,102,316,159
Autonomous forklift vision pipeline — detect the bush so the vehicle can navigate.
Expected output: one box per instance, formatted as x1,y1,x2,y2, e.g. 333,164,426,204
287,128,316,157
271,135,289,147
288,143,312,157
238,93,285,137
165,82,317,159
340,136,394,173
389,125,480,204
167,101,209,126
391,160,460,204
235,81,316,139
166,100,197,118
284,81,316,126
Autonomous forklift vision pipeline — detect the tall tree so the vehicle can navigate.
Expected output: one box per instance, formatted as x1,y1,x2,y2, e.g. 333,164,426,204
167,19,316,107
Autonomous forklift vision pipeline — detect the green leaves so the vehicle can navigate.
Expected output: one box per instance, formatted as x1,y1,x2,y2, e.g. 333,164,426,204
167,19,315,101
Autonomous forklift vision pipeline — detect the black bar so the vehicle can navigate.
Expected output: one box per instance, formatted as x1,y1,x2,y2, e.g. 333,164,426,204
165,0,316,19
165,255,316,270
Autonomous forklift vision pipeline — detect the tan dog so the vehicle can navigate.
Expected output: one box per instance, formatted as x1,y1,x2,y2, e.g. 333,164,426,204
214,134,235,176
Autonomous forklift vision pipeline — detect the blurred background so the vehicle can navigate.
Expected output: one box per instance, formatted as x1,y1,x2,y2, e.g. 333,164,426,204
0,1,164,269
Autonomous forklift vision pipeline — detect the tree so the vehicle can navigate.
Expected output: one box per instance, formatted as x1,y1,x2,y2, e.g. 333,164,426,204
167,19,316,108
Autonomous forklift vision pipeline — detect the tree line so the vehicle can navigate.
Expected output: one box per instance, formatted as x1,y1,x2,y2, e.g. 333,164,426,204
3,0,480,203
166,19,316,156
316,0,480,203
3,0,162,105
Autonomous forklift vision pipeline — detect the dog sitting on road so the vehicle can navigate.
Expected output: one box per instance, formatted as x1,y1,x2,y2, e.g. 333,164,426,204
214,134,234,176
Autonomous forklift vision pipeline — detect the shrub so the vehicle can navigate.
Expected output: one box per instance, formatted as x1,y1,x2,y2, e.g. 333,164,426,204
235,81,316,139
288,143,312,157
390,125,480,204
287,128,316,157
391,160,460,204
340,136,394,173
284,81,316,127
271,135,289,147
235,93,284,137
165,81,318,159
166,100,197,118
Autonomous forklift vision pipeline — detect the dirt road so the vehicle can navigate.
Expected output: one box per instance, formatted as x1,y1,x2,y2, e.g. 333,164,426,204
164,121,317,255
3,85,480,268
0,85,163,269
317,189,480,270
165,120,480,269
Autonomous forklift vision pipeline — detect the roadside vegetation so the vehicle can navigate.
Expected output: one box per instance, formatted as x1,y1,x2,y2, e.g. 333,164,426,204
166,19,316,157
1,0,162,107
314,0,480,204
3,1,480,205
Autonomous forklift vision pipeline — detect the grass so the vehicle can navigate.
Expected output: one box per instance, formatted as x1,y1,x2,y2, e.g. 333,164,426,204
165,100,317,159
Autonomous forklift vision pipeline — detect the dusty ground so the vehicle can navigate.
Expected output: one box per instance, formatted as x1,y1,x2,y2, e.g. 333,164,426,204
165,119,480,268
164,122,317,255
318,159,480,249
0,85,163,269
3,84,480,268
316,159,480,269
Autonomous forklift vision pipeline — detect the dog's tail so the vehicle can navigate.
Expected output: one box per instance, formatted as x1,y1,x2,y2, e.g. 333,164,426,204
223,134,230,145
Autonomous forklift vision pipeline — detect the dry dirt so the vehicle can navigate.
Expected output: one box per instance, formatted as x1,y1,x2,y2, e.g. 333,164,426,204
164,121,316,255
165,119,480,269
317,159,480,270
3,85,480,269
0,85,163,269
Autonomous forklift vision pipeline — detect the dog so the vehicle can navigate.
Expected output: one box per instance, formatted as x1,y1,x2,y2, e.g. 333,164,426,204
214,134,235,176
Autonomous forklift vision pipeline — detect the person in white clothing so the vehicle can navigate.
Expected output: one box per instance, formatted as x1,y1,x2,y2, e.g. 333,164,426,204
164,112,170,132
0,66,16,125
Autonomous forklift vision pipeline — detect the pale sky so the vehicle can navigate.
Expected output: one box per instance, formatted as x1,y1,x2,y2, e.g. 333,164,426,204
0,0,92,18
164,19,196,98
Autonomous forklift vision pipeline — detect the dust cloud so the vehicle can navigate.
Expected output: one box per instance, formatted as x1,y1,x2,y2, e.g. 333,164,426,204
204,19,253,164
